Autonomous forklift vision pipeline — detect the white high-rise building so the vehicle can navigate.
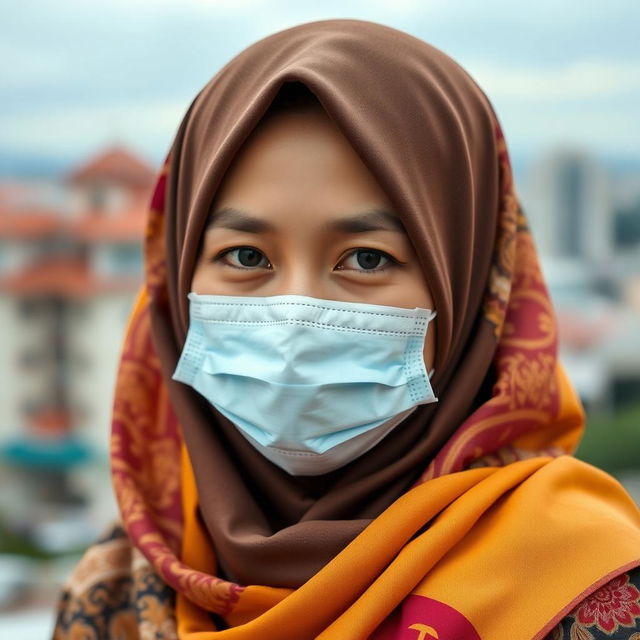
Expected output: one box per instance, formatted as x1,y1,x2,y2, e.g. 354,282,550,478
525,147,614,273
523,147,640,414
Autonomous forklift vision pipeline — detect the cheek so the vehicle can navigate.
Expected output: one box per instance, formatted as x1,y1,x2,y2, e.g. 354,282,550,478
395,261,434,310
190,261,208,293
191,259,225,295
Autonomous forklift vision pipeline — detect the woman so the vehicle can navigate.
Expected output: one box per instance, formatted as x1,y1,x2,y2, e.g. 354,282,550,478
52,18,640,639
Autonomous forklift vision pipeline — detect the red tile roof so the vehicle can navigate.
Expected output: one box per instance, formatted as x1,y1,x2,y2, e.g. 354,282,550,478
65,144,156,189
28,408,72,436
0,256,141,297
0,145,150,294
0,208,147,242
0,209,63,237
69,208,147,242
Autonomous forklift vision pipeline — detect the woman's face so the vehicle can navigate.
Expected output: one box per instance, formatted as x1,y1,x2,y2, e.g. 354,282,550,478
191,105,436,370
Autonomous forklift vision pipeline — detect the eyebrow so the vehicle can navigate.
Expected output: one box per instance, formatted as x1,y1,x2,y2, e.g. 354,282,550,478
206,206,405,234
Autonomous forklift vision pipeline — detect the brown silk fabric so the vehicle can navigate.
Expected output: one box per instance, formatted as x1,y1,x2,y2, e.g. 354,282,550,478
137,18,561,588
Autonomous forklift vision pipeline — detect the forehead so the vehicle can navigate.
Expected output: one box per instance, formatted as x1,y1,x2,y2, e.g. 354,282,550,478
201,106,411,236
210,105,394,196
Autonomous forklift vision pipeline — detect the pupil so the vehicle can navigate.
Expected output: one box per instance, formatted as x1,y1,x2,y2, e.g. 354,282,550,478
238,248,262,267
357,250,381,269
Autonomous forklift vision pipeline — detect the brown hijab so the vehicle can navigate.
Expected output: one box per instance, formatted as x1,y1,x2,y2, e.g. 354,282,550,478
149,17,500,588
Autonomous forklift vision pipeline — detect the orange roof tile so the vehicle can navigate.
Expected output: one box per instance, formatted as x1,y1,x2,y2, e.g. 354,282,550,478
0,256,141,297
1,147,154,242
0,209,63,237
1,206,148,242
69,208,147,242
66,145,156,189
28,408,72,436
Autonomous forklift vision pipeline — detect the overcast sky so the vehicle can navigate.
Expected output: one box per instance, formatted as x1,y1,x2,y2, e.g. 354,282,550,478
2,0,639,175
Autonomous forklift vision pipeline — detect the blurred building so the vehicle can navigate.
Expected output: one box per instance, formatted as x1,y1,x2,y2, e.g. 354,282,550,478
524,148,640,414
0,146,154,554
541,256,633,414
526,147,614,274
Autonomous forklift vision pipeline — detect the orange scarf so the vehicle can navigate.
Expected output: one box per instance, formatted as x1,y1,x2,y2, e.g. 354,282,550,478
174,364,640,639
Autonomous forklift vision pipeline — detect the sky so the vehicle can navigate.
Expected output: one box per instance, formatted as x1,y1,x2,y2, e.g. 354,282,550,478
1,0,639,177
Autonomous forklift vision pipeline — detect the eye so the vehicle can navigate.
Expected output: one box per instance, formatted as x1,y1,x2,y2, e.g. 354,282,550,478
336,249,394,273
216,247,272,269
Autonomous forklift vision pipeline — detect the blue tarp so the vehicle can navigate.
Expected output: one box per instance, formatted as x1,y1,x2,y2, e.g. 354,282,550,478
0,436,93,468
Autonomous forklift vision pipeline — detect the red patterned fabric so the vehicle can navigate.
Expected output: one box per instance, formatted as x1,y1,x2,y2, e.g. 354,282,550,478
546,568,640,639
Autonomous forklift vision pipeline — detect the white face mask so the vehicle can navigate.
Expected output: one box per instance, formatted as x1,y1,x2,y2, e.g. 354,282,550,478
172,293,438,475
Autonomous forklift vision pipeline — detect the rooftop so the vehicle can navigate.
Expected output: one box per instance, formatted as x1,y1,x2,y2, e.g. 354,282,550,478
0,256,141,297
64,145,156,190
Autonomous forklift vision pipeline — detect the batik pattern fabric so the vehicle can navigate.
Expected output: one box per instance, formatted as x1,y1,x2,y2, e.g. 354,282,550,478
52,521,178,640
546,568,640,640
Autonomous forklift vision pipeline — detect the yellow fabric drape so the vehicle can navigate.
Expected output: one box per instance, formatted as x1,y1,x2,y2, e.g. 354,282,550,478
177,436,640,639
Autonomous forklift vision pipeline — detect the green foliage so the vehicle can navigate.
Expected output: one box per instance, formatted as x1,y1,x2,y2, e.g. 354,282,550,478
576,402,640,473
0,518,53,559
0,514,86,560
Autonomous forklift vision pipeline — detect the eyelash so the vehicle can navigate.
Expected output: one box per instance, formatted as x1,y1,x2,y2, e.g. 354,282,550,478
211,246,398,274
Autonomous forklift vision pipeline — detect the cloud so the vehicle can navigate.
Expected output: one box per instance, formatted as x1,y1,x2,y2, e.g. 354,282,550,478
0,42,71,91
469,59,640,101
0,97,191,162
1,1,639,163
497,103,640,157
63,0,266,10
